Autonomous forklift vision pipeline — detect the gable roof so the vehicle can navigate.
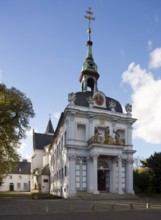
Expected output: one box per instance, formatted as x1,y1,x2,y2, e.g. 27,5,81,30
10,160,31,174
45,118,54,134
33,132,53,150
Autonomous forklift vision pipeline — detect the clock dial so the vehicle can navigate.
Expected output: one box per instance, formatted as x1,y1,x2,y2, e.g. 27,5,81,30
93,94,104,106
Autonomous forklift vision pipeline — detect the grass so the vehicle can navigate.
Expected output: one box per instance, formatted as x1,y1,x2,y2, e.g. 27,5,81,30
0,191,62,200
31,192,62,200
1,191,161,201
137,193,161,200
0,191,32,197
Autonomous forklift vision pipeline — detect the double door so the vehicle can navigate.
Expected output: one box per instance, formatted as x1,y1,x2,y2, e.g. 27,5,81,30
98,170,110,191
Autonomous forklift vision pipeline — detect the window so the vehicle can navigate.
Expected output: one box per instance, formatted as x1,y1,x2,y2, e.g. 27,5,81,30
76,158,87,191
17,183,21,190
61,136,64,149
62,168,63,179
19,175,22,179
58,142,60,155
65,166,67,177
77,124,86,141
59,170,61,179
9,175,12,179
43,179,48,183
64,131,67,144
24,183,27,190
56,146,58,157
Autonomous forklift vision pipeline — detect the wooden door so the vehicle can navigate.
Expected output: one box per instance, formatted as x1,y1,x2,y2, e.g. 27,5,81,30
98,170,106,191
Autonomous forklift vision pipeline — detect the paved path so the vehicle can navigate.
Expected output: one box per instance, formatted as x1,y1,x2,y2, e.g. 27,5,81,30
0,197,161,219
1,210,161,220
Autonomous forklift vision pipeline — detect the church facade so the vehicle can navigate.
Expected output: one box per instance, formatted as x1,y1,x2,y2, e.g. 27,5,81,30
31,8,136,198
49,8,136,198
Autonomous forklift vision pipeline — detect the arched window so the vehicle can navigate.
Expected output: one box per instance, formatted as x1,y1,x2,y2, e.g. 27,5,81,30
87,78,94,92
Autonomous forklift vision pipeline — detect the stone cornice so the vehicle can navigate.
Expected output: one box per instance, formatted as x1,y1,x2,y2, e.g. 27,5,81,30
65,105,136,124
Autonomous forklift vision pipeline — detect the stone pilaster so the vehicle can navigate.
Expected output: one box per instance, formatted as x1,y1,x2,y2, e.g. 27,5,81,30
126,123,133,145
86,156,93,192
110,158,117,193
92,154,99,194
117,155,123,194
68,154,76,195
125,158,134,194
89,114,94,139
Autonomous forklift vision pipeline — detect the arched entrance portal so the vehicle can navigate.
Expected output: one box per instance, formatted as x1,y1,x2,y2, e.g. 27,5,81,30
97,157,110,192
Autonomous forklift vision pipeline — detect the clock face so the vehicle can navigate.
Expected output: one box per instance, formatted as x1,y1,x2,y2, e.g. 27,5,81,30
93,93,104,106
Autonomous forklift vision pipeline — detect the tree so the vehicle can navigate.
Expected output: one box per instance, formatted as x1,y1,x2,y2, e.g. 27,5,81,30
0,84,35,184
133,168,150,193
141,152,161,193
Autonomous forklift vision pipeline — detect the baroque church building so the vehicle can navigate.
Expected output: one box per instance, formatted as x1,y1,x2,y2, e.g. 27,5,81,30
31,8,136,198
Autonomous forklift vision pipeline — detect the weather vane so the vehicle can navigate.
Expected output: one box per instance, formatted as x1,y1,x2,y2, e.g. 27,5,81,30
84,7,95,41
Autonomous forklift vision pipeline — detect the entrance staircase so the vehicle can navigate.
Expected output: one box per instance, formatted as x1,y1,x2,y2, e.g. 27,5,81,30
70,192,138,200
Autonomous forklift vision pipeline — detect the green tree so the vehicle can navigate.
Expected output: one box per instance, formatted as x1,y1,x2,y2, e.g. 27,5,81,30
0,84,35,184
133,168,150,193
141,152,161,193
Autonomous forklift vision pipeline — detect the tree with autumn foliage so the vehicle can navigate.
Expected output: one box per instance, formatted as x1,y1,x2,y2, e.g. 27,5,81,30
0,84,35,184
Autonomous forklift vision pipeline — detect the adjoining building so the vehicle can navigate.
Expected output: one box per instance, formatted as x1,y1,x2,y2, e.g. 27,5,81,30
31,118,54,193
31,8,137,198
0,159,31,192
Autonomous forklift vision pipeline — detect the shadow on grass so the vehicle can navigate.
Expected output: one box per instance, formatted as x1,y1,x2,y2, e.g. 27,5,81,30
32,193,62,200
136,193,161,200
0,191,31,198
0,191,62,200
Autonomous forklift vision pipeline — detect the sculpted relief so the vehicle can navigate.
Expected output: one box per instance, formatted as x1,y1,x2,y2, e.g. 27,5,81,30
88,126,125,146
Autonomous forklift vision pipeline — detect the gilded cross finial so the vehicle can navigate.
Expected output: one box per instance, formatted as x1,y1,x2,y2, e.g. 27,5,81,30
84,7,95,41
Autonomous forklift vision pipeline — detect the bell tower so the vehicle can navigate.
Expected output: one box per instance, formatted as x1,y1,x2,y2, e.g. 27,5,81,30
79,7,100,92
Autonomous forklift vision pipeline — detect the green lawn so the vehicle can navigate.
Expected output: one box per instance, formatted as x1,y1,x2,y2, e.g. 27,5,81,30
0,191,62,199
137,193,161,200
0,191,32,197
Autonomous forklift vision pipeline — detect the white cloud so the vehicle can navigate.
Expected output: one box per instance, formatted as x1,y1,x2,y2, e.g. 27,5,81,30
149,48,161,69
147,40,152,50
53,111,61,119
17,143,31,162
122,63,161,144
122,63,153,90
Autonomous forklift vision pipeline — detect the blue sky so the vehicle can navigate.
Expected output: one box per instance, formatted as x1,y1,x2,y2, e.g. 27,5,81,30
1,0,161,162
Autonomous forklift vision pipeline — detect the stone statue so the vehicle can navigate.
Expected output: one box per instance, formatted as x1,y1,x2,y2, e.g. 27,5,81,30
68,92,76,105
87,96,94,106
94,127,101,143
104,126,113,144
113,129,122,145
109,100,116,112
105,126,110,139
125,103,132,113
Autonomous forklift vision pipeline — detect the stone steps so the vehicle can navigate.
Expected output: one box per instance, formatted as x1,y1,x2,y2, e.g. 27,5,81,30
70,192,138,200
